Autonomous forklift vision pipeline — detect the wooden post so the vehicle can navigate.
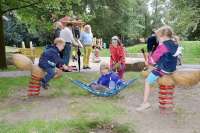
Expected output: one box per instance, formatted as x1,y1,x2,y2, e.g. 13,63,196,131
22,41,25,48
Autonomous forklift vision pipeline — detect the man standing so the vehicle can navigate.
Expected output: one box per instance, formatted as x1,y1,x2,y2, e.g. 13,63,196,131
53,22,63,40
147,30,158,54
60,23,75,65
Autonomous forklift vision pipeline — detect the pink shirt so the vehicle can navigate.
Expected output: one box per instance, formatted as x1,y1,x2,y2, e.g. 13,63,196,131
148,43,168,65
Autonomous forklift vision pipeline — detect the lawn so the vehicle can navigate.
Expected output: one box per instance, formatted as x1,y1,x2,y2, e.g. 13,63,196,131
100,41,200,64
0,65,17,71
0,72,141,99
0,72,140,133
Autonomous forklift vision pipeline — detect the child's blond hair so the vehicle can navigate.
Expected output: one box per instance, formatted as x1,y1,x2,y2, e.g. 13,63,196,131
54,38,65,46
100,62,110,70
172,35,180,45
155,25,174,38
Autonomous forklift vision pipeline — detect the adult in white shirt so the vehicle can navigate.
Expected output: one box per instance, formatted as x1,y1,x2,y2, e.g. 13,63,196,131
60,23,74,65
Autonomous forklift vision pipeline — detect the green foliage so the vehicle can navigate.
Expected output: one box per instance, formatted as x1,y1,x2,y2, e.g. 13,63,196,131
2,0,75,46
165,0,200,40
2,0,155,46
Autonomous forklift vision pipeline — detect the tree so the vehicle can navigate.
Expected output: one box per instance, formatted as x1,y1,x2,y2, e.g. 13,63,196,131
163,0,200,40
0,0,41,69
0,0,73,69
0,1,6,68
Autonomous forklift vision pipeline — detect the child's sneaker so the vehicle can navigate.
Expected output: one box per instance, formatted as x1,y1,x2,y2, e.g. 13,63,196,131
41,81,49,90
136,102,151,112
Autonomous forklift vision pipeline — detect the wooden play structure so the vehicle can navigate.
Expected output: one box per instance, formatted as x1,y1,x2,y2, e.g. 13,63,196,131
12,54,33,71
12,53,63,96
141,69,200,114
139,48,200,113
18,47,43,61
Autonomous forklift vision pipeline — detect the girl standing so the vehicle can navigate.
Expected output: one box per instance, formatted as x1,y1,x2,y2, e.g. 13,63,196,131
109,36,126,79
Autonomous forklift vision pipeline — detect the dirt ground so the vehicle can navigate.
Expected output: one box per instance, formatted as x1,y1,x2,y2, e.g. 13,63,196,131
0,80,200,133
1,57,200,132
117,83,200,133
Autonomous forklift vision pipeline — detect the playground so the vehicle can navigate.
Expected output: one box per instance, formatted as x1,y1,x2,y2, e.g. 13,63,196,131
1,0,200,133
0,41,200,133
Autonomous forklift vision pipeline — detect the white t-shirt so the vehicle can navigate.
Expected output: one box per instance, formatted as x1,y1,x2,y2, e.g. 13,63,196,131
60,27,74,43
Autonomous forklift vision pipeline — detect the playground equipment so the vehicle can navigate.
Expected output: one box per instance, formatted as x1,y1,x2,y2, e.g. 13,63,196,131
28,75,42,96
12,54,33,71
125,62,145,72
158,84,175,114
28,65,44,96
139,48,200,113
28,65,63,96
69,78,137,97
140,70,200,113
18,47,43,61
12,53,63,96
31,64,45,78
158,75,176,114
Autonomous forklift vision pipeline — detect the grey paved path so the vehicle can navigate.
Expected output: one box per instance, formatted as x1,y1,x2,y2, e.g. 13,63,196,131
0,57,199,77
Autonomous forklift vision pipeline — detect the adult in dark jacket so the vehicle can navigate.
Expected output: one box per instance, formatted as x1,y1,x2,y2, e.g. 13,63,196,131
147,31,158,53
53,22,63,40
39,38,68,89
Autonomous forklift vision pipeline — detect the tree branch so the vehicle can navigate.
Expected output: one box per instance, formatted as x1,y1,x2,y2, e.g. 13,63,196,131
2,1,41,14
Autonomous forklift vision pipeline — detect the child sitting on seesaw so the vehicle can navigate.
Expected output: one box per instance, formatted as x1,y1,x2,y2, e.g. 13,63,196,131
39,38,68,89
136,26,179,111
90,62,125,91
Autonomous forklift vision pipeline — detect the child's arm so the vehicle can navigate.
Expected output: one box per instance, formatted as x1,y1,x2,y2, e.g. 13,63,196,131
79,32,83,43
118,47,126,64
148,44,168,65
52,51,65,67
62,64,69,70
109,45,116,65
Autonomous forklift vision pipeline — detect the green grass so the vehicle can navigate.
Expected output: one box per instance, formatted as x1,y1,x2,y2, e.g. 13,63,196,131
0,72,141,99
100,41,200,64
0,119,134,133
0,72,137,133
99,43,146,57
0,72,139,99
0,65,17,72
69,97,125,120
0,76,29,99
181,41,200,64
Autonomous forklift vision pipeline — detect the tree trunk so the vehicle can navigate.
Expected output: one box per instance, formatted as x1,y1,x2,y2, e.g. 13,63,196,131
0,2,7,69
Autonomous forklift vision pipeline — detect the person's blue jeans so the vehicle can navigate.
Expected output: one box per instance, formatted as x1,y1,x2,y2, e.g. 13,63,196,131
63,42,72,65
42,67,55,84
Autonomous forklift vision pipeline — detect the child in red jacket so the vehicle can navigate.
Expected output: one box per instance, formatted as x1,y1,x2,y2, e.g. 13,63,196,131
109,36,126,79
